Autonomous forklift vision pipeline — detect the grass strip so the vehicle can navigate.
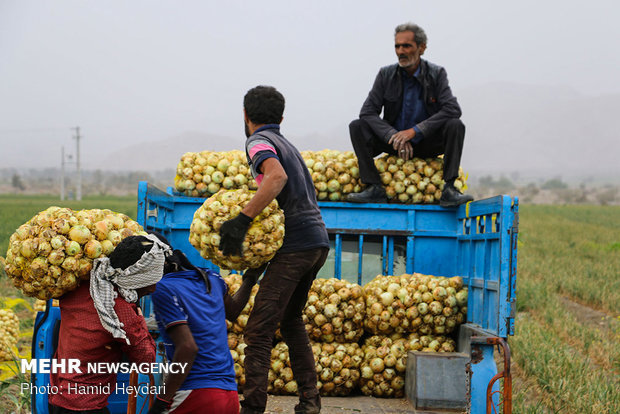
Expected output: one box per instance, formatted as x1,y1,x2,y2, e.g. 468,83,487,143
511,312,620,413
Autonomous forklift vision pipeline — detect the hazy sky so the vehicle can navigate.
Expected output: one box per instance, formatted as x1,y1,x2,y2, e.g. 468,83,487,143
1,0,619,170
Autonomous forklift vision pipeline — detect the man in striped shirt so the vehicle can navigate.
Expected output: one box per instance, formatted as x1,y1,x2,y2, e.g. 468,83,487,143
219,85,330,414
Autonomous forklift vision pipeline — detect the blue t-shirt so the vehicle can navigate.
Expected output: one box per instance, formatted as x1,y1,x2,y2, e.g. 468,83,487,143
150,269,236,391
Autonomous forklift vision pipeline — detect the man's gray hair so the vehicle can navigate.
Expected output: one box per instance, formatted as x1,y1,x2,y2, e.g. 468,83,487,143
395,22,427,46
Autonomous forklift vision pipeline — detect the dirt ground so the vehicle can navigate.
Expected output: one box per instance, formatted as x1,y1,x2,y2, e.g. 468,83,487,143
559,296,619,334
264,395,417,413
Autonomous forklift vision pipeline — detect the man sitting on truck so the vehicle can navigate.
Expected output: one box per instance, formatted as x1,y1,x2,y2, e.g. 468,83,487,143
147,233,261,414
347,22,473,207
49,234,169,414
218,85,330,414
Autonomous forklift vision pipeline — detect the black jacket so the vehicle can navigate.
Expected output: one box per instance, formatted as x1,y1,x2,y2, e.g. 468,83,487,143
359,59,462,142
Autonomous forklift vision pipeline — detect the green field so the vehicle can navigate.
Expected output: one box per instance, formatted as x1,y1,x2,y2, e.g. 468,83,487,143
0,194,138,262
0,196,619,413
510,205,620,413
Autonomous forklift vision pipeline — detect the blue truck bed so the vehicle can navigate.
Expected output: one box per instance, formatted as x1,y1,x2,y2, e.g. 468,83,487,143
137,181,518,338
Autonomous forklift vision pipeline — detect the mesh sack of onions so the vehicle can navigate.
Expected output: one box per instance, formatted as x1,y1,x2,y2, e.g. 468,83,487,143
359,332,457,398
363,273,468,336
174,150,257,197
303,278,365,343
374,155,467,204
301,150,362,202
4,207,145,300
189,189,285,270
0,309,20,361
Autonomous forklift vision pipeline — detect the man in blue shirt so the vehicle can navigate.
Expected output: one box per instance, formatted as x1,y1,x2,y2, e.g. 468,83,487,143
148,235,261,414
219,86,329,414
348,22,473,207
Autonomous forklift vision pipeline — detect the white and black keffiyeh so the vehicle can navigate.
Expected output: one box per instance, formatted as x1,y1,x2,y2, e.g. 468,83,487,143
90,233,171,344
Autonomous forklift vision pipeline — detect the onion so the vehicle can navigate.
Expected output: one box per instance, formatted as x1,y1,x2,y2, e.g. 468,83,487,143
107,230,122,245
380,292,394,307
65,241,81,256
429,301,443,315
20,240,36,259
370,358,384,373
67,225,91,245
84,240,103,259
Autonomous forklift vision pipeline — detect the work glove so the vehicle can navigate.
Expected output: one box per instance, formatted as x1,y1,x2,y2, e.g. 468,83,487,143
219,212,253,256
147,396,171,414
242,263,268,285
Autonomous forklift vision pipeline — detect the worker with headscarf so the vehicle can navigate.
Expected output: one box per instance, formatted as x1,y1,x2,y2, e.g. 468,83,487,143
49,234,169,414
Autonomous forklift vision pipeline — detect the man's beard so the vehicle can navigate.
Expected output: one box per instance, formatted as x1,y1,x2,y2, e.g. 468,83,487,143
398,56,415,68
244,122,251,138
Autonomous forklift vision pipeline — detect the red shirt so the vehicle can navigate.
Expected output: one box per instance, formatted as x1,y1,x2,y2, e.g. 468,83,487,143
49,283,155,410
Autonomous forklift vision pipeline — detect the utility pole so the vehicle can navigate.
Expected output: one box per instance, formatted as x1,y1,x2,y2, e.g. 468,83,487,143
60,146,65,201
73,126,82,201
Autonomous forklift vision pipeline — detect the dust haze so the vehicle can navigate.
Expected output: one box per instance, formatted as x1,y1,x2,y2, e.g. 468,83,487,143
1,1,618,183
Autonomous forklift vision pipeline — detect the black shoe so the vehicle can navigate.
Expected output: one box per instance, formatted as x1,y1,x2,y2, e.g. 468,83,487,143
240,406,264,414
440,185,474,207
294,404,320,414
294,392,321,414
346,184,387,203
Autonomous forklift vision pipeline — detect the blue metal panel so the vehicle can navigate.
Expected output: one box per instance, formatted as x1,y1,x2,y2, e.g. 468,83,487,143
357,235,364,285
137,182,217,271
30,305,138,414
507,199,519,336
470,343,500,413
31,305,60,414
387,237,394,276
137,183,518,338
334,234,342,279
455,195,519,337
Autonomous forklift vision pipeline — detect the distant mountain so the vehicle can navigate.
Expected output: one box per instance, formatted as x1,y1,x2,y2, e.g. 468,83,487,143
92,131,246,171
92,83,620,183
458,82,619,179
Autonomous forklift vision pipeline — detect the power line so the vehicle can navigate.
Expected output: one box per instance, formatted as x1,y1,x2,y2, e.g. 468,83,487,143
0,127,73,134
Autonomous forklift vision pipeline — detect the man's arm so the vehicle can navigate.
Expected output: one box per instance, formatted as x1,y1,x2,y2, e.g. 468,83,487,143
147,324,197,413
416,67,462,137
156,324,197,402
148,283,198,413
223,264,266,321
118,303,156,364
219,153,287,256
359,69,399,142
240,157,287,219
